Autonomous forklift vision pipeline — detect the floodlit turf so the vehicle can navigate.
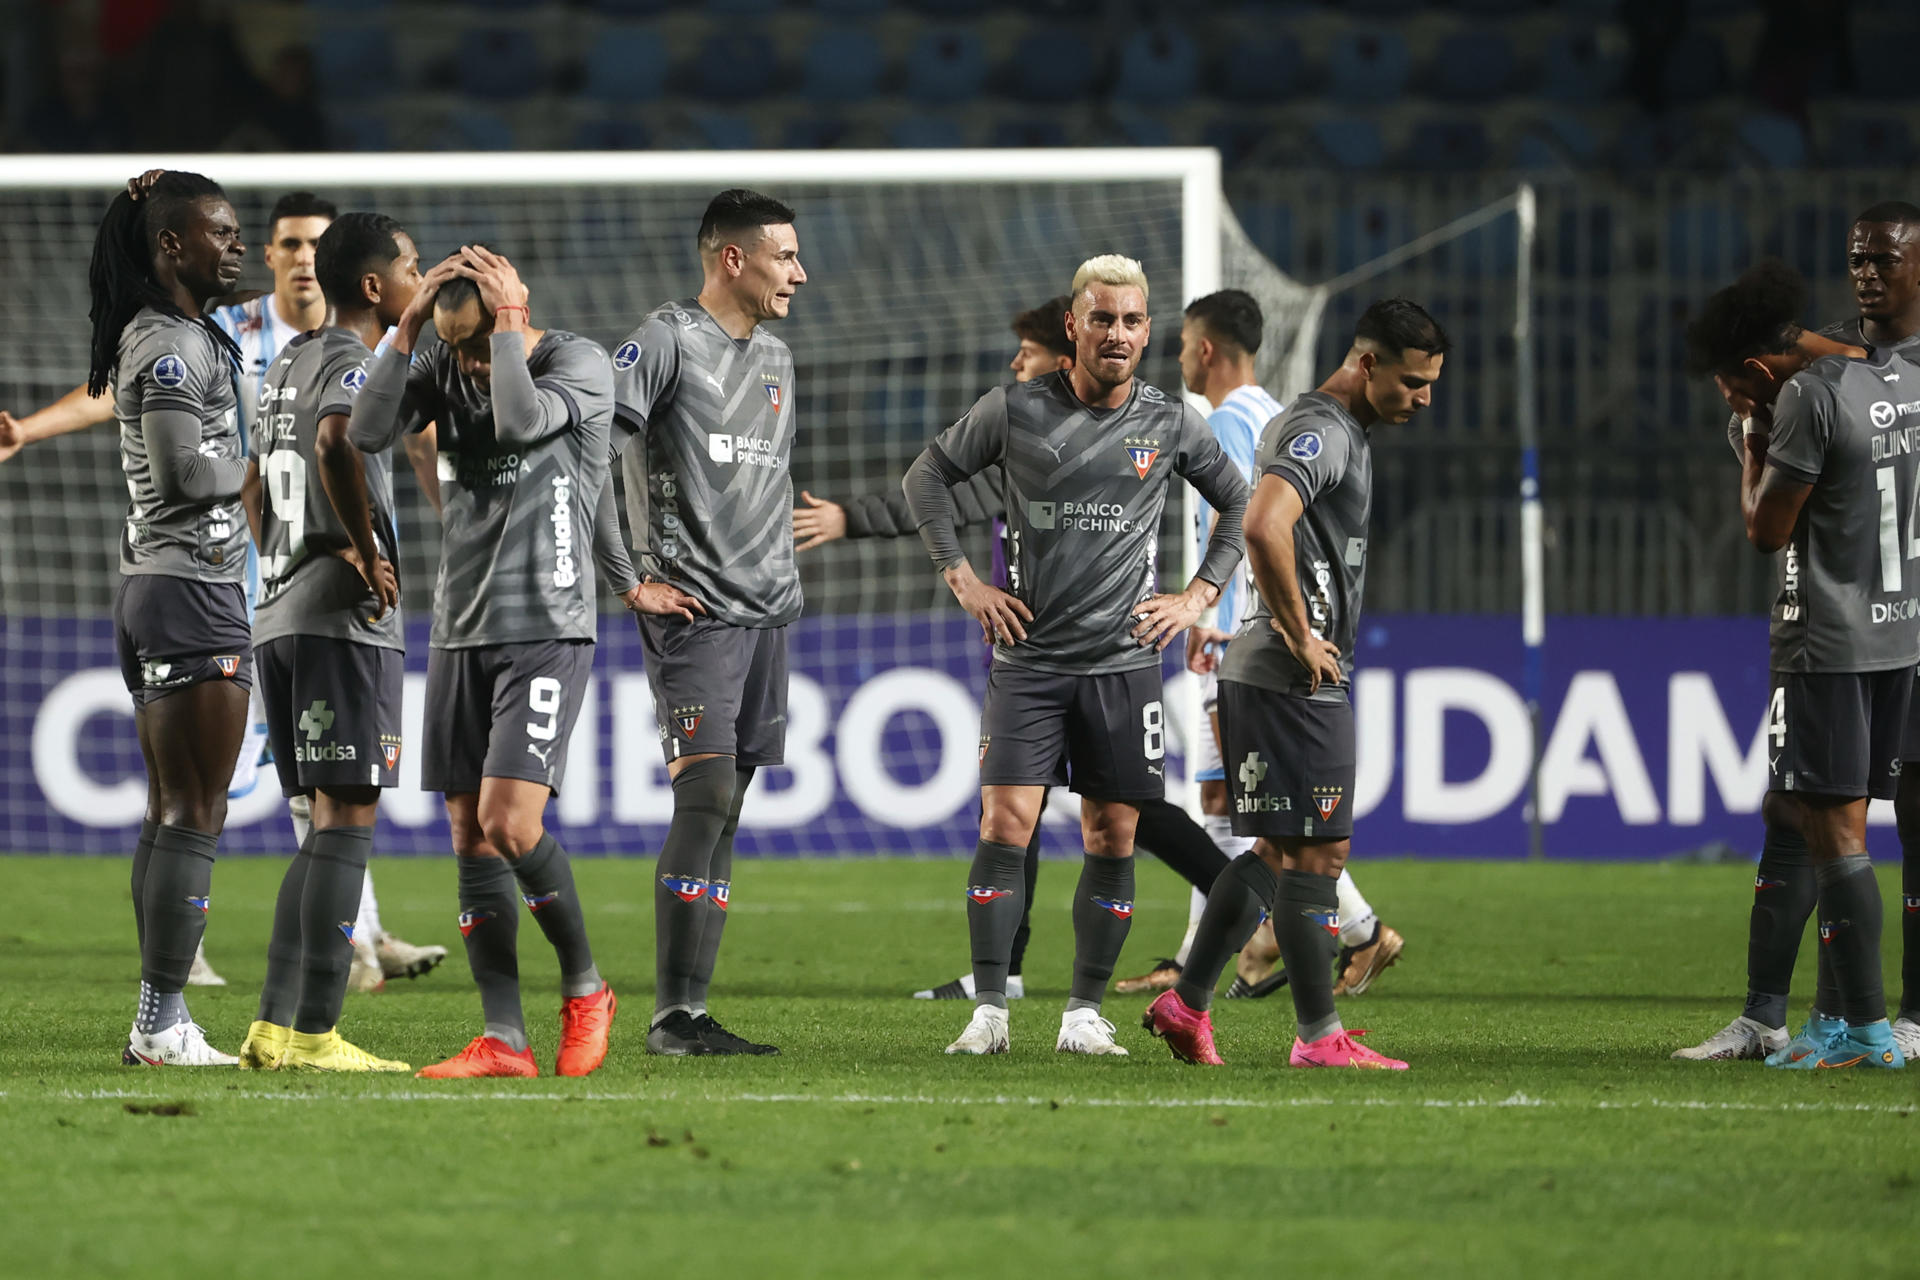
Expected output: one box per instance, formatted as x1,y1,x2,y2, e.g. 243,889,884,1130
2,854,1917,1278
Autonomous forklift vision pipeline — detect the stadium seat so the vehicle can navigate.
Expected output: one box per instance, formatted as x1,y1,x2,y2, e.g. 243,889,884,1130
1539,28,1623,104
1006,28,1099,104
1114,26,1198,105
691,111,758,148
313,27,398,101
433,109,515,151
582,27,668,102
991,118,1070,148
889,114,966,148
571,114,650,150
1220,31,1303,103
1326,30,1409,103
1660,30,1728,105
1431,30,1515,103
1735,113,1808,169
1402,119,1491,171
691,33,779,100
1311,116,1385,170
800,27,883,103
1825,116,1915,167
455,29,544,100
904,28,988,104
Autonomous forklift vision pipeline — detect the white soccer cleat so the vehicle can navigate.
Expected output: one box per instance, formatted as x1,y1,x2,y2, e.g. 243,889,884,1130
914,973,1023,1000
123,1021,239,1067
944,1005,1010,1055
376,933,448,980
1671,1015,1788,1061
186,941,227,987
1056,1008,1129,1056
1892,1017,1920,1062
347,935,386,994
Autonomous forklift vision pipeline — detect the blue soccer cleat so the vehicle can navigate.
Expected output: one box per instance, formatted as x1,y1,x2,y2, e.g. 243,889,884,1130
1768,1019,1906,1071
1765,1010,1845,1067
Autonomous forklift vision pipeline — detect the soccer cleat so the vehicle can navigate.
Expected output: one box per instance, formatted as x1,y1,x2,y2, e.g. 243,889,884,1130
186,941,227,987
1671,1015,1789,1062
280,1029,410,1073
1333,923,1405,997
1114,958,1183,996
556,983,618,1076
347,934,386,994
1892,1017,1920,1062
1768,1020,1906,1071
122,1021,238,1067
1141,989,1223,1065
415,1036,538,1079
238,1020,292,1070
1226,969,1289,999
1234,919,1282,990
913,973,1023,1000
1056,1008,1128,1055
377,933,449,981
1289,1028,1408,1070
645,1009,714,1057
944,1004,1010,1055
693,1013,779,1056
1766,1011,1846,1066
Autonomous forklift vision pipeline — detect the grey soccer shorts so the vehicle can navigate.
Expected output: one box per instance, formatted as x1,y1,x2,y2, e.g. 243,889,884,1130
256,635,403,796
637,614,789,767
422,640,593,795
1217,677,1357,840
1770,669,1909,801
112,574,252,704
976,662,1166,801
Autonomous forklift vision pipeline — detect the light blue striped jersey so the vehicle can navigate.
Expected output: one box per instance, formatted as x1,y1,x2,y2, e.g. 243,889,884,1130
1195,383,1284,633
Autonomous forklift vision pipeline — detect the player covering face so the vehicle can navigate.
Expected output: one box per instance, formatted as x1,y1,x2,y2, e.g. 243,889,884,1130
1144,298,1446,1071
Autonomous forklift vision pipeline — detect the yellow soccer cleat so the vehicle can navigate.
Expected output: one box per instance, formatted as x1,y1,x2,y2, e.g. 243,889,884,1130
238,1020,292,1070
280,1028,410,1073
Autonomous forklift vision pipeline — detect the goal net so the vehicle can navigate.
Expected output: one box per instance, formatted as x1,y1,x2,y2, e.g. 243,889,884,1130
0,149,1316,857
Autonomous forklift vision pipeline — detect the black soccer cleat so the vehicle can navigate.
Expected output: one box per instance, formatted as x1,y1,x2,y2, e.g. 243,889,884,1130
644,1009,714,1056
693,1013,780,1056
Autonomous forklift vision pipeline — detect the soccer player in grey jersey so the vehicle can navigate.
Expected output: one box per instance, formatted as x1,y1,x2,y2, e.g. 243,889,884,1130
234,212,422,1074
89,170,251,1067
610,188,806,1057
1144,299,1448,1071
904,254,1250,1057
1677,204,1920,1064
349,245,656,1079
1677,260,1918,1071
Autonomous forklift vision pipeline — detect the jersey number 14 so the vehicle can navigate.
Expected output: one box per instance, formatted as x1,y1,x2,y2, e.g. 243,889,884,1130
1874,465,1920,593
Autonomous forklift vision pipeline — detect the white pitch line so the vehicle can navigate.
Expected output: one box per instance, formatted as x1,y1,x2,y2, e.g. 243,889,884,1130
4,1088,1913,1116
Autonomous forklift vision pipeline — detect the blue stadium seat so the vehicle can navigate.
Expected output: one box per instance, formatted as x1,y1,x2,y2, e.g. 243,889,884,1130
691,33,779,100
434,110,515,151
1540,29,1622,104
1431,30,1515,103
1736,113,1808,169
455,29,543,100
812,0,887,13
1007,28,1099,103
1852,27,1920,98
1311,116,1385,170
582,28,668,102
692,112,758,149
890,114,966,148
800,27,882,102
1114,26,1197,105
1660,31,1728,105
572,114,651,150
1403,119,1491,171
313,27,397,100
1326,31,1409,103
904,28,988,104
1220,32,1303,103
991,118,1070,148
1826,116,1915,167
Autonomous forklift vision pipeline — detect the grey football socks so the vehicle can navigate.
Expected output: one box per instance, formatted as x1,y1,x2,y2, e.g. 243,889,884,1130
293,826,372,1035
689,766,753,1015
966,839,1030,1009
1275,868,1343,1043
1007,826,1041,979
654,756,734,1022
134,825,217,1034
1067,854,1135,1012
256,827,317,1027
513,832,602,998
1743,825,1816,1029
457,854,527,1053
1173,851,1280,1014
1815,853,1887,1027
130,817,159,952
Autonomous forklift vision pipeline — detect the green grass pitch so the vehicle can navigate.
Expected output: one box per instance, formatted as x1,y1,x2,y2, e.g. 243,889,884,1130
2,854,1916,1278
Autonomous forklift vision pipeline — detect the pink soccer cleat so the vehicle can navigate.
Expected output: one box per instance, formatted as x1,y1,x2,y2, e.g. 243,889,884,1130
1289,1028,1408,1070
1141,990,1224,1065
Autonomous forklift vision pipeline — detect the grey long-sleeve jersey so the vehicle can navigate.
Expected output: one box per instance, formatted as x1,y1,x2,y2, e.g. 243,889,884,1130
904,371,1248,676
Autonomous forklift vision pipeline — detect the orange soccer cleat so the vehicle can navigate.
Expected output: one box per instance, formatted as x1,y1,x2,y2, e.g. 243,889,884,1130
555,983,618,1077
415,1035,539,1079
